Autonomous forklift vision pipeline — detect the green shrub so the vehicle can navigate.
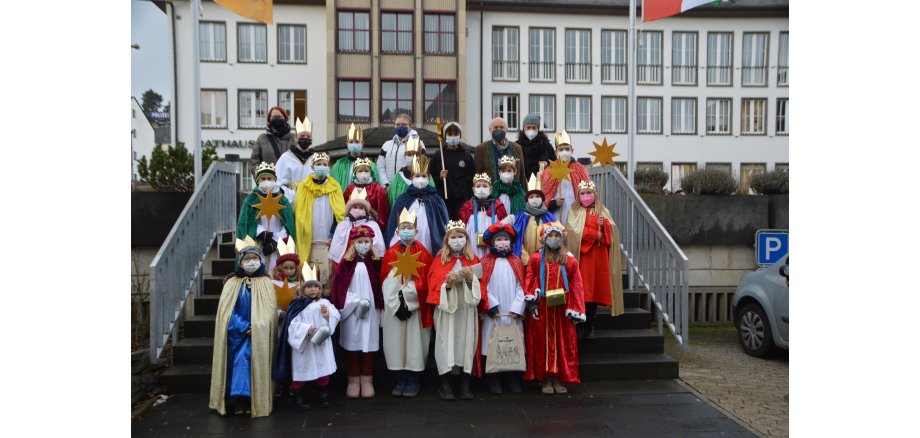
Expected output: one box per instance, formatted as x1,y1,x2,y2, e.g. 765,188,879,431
634,168,669,194
681,169,738,195
137,142,219,192
750,170,789,195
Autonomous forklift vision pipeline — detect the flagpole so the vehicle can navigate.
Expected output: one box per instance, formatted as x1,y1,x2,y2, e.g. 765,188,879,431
628,0,637,188
192,0,203,189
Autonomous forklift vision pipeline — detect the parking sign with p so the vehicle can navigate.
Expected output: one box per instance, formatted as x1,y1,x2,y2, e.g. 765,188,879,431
756,230,789,267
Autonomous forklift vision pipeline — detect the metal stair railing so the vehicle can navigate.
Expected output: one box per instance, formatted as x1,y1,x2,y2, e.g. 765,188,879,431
149,162,239,364
589,166,690,347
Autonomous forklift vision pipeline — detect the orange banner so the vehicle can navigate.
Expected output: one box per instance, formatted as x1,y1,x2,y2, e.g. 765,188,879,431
214,0,273,25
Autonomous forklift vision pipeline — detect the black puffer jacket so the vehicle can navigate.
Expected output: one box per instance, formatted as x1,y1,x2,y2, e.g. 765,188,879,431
516,132,557,178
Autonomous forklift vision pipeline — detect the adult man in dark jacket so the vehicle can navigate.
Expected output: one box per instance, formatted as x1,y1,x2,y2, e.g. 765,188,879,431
251,106,295,174
474,117,526,185
430,122,474,219
515,113,557,178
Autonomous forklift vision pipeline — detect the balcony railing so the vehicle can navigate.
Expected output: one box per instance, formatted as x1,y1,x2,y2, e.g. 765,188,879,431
741,66,767,86
637,64,662,84
671,65,697,85
565,62,591,82
707,65,732,85
493,60,519,80
529,61,555,81
601,63,627,83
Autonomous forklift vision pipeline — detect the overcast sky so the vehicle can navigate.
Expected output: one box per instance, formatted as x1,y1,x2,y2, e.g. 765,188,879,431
132,0,171,106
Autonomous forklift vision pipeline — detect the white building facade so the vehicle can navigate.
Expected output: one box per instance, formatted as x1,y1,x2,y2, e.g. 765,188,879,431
131,97,157,181
465,0,788,192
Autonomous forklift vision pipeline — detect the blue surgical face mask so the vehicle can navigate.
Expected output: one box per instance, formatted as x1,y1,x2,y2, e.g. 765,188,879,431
492,129,506,142
395,126,410,138
347,143,363,154
313,165,329,178
399,228,415,243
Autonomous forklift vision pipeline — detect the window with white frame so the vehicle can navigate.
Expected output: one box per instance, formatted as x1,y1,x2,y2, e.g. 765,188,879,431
199,22,226,62
424,14,455,55
602,96,627,133
278,24,306,63
671,98,696,135
337,80,371,122
637,31,662,84
741,99,767,135
529,28,555,81
493,27,519,80
381,81,414,122
601,30,627,83
238,90,268,128
492,94,519,130
776,98,788,135
742,33,768,86
565,29,591,82
424,81,457,122
565,96,591,132
672,32,697,85
238,23,267,62
337,11,371,53
706,162,732,177
637,97,662,134
707,32,732,85
201,90,227,128
778,32,788,86
528,95,555,131
278,90,307,125
739,163,766,194
706,98,731,135
671,163,697,192
382,12,413,54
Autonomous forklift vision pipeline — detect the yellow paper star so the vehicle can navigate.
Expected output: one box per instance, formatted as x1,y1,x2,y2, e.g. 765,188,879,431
252,189,286,220
546,158,574,184
273,279,298,310
390,249,427,280
588,137,620,168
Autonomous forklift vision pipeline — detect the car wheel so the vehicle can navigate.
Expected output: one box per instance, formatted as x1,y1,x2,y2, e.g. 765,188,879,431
737,303,777,358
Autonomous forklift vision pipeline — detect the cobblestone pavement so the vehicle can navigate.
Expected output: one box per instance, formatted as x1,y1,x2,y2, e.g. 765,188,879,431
664,325,789,438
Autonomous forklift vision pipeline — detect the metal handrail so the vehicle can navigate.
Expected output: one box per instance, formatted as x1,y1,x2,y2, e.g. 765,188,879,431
149,162,239,363
589,166,690,347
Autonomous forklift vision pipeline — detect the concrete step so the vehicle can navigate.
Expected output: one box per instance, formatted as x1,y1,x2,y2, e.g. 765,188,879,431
211,259,235,276
194,296,220,316
579,352,679,381
577,328,664,354
594,307,652,330
172,337,215,365
623,290,646,309
218,241,236,259
160,364,212,393
202,276,225,296
183,316,216,338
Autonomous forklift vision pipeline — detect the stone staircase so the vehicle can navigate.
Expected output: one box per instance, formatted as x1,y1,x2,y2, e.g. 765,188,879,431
160,233,678,393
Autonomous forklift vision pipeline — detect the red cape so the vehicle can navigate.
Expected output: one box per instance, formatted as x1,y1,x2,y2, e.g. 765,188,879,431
459,198,508,224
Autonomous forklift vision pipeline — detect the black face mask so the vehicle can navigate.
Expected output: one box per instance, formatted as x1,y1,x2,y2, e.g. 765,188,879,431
270,118,287,131
298,138,312,149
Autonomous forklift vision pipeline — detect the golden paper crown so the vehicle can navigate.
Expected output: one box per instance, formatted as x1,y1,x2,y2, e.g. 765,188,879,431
398,207,417,225
302,263,320,283
527,173,542,192
347,123,363,143
353,157,373,171
578,180,597,191
295,117,312,134
255,161,276,174
411,154,430,175
498,155,517,170
555,130,572,148
277,238,297,257
473,172,492,185
445,220,466,232
349,187,369,203
235,236,259,253
312,152,330,163
405,137,422,155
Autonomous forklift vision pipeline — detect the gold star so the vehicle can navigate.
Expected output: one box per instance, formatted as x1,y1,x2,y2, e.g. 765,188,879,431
588,137,620,168
252,189,286,220
390,248,427,280
546,158,574,184
273,279,298,310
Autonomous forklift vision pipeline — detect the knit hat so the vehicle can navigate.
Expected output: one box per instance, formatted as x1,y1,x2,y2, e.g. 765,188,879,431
522,113,541,128
482,222,516,245
275,237,300,267
344,187,373,212
443,121,462,138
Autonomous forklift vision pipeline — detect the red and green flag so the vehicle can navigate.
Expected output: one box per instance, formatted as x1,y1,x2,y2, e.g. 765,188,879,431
643,0,721,22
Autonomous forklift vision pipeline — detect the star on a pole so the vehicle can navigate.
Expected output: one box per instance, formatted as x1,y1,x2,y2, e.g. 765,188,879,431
390,249,427,280
546,158,574,184
588,137,620,168
252,189,286,220
273,279,298,306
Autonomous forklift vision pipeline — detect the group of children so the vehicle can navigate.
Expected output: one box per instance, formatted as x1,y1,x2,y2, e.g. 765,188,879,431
210,123,623,418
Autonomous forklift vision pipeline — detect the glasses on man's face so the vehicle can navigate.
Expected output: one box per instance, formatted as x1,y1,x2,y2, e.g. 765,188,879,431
395,123,410,128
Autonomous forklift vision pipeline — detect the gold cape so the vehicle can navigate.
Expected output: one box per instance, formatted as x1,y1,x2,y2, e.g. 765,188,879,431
208,276,278,418
294,176,346,263
565,204,625,316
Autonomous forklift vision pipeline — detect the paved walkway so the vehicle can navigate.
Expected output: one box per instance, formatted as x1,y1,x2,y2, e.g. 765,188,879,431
664,326,789,438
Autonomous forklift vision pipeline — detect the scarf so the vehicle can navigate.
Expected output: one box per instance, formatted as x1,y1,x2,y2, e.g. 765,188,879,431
266,123,291,139
525,203,548,217
492,179,526,215
288,144,310,163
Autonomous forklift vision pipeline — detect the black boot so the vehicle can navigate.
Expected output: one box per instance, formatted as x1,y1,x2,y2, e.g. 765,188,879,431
488,373,503,394
586,303,598,339
317,385,330,408
459,373,474,400
295,386,311,411
438,373,455,400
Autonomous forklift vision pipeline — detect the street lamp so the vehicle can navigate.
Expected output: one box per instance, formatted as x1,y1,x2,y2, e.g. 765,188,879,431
132,44,140,50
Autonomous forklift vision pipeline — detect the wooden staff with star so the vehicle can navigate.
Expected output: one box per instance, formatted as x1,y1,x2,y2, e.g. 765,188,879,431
251,186,287,254
436,116,448,199
588,137,621,213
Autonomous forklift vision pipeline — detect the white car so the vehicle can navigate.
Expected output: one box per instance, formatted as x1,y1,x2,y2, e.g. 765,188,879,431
731,255,789,357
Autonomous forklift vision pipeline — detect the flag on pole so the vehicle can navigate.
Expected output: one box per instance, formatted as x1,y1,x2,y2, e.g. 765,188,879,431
643,0,719,22
214,0,273,24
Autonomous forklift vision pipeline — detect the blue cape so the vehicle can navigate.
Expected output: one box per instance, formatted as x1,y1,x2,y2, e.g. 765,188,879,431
271,296,312,381
386,185,450,255
512,209,556,257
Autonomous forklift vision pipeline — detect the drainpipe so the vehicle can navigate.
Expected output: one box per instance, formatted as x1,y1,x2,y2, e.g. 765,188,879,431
169,1,178,150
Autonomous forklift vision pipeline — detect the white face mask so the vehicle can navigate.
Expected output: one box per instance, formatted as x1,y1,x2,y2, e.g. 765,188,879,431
528,197,544,208
412,177,428,189
242,259,261,274
525,130,538,140
258,180,275,193
448,237,467,251
355,171,371,184
499,172,514,184
445,136,461,146
355,242,371,255
474,187,491,199
558,150,573,162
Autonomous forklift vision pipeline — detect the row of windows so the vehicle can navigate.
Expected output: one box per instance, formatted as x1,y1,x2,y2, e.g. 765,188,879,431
490,95,788,136
199,21,306,63
337,11,457,55
200,89,308,129
492,27,789,87
335,80,458,124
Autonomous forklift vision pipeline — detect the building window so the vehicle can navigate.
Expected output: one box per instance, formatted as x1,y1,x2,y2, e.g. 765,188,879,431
774,163,789,173
381,81,414,122
424,81,457,123
637,97,662,134
278,90,307,125
238,90,268,129
337,11,371,53
132,109,136,119
201,89,228,128
528,94,555,132
492,27,519,81
776,98,788,135
616,162,628,176
601,30,627,84
739,163,766,194
706,98,731,135
199,21,226,62
671,162,697,192
707,32,732,86
565,29,591,82
337,80,370,122
602,96,627,134
240,161,253,191
565,96,591,132
741,98,767,135
671,98,696,135
278,24,306,63
238,23,267,63
132,129,136,139
778,32,788,86
638,162,664,172
672,32,697,85
492,94,520,130
742,33,768,86
706,162,732,176
382,12,413,54
424,14,455,55
529,28,555,81
637,31,662,84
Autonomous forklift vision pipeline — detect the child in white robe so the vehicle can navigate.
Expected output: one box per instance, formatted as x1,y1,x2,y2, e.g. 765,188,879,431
286,266,340,410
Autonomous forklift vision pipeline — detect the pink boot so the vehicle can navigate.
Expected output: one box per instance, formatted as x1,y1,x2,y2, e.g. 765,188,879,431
360,375,375,398
346,376,360,399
